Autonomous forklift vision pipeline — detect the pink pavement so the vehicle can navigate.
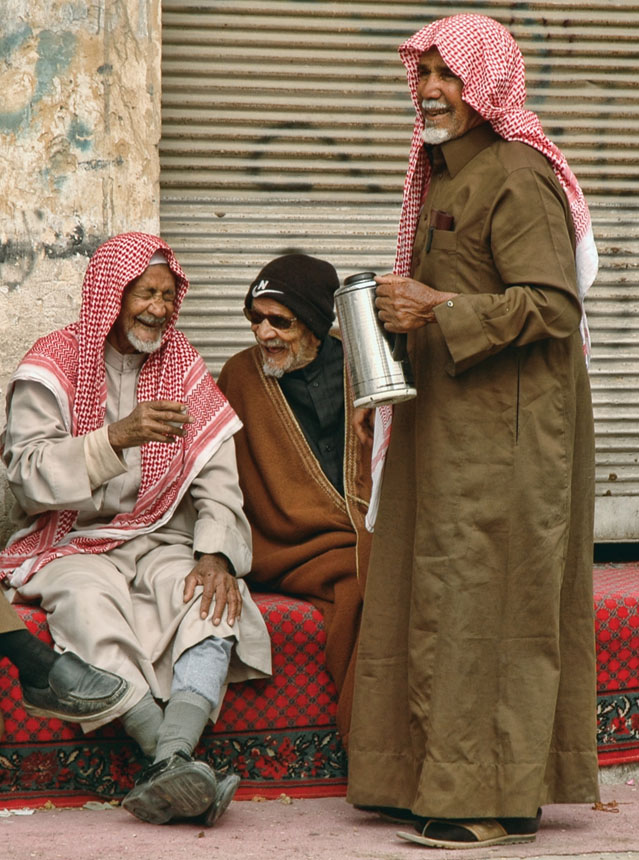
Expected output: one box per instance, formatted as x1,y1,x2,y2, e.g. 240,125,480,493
1,782,638,860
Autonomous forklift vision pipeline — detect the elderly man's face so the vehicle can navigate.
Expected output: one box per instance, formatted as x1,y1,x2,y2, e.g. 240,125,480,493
107,264,176,354
247,297,320,378
417,47,484,144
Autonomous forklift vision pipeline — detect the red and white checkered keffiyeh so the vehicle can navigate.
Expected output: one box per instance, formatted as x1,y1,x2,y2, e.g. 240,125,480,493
366,14,598,532
395,13,598,300
1,232,240,586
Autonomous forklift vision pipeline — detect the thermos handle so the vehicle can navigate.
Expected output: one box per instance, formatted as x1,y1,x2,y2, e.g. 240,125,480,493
341,271,407,362
390,333,407,362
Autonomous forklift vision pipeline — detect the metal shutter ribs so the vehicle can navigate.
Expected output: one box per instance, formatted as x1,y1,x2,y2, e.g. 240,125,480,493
160,1,639,541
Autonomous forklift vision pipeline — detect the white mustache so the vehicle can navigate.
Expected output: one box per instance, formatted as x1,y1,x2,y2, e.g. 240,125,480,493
421,99,450,111
136,314,166,326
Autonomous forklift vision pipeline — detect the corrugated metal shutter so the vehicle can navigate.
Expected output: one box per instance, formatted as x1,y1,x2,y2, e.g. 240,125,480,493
160,0,639,541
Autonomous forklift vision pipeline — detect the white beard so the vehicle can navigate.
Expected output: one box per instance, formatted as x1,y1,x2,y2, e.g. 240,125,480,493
420,99,453,145
262,359,286,378
421,126,452,145
258,335,319,378
126,330,163,353
259,336,290,377
126,314,165,353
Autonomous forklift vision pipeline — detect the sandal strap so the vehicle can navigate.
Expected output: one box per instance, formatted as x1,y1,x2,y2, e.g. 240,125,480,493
422,818,508,843
455,819,508,841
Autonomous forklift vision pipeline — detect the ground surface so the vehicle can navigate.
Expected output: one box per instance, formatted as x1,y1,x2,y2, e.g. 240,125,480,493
1,782,638,860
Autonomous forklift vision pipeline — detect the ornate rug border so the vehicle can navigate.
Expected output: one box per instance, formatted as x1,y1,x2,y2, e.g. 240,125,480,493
0,727,348,802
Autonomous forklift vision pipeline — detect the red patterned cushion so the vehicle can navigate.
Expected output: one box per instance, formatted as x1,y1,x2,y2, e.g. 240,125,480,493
594,563,639,694
215,593,335,732
3,564,639,789
0,593,337,745
0,593,345,804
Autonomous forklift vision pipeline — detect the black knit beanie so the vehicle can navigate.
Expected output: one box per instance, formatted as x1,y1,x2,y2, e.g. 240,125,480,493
245,254,339,340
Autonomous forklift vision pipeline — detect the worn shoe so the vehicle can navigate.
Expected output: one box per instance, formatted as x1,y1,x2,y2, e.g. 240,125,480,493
122,750,218,825
201,771,241,827
22,652,132,722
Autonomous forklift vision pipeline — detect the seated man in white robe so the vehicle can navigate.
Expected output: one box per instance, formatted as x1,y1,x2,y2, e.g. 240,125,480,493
0,232,271,827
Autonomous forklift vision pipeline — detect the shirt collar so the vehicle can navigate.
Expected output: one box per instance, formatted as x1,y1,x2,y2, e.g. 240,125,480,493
435,122,499,178
104,340,147,372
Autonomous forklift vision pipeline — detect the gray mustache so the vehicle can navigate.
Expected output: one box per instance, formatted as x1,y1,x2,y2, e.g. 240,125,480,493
258,338,286,348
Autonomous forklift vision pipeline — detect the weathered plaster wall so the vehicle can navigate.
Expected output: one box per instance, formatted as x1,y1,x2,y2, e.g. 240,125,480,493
0,0,161,541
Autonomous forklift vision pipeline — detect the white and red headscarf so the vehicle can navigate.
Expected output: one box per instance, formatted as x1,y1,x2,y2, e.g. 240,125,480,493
1,232,240,586
395,13,598,302
366,14,598,531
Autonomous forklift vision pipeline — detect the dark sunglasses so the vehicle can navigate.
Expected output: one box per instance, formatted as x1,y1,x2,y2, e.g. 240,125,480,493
243,307,297,331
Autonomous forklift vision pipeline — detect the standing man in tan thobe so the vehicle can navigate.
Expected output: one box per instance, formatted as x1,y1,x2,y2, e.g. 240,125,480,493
347,14,600,850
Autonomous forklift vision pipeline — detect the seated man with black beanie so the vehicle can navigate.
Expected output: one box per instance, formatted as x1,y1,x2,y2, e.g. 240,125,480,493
217,253,372,747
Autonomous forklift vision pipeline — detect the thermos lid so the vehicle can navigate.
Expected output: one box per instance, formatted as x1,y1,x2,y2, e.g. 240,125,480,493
343,271,377,287
335,272,377,298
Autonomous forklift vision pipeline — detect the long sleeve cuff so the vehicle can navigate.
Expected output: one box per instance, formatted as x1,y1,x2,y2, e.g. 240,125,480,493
193,520,252,579
83,426,127,490
434,293,494,375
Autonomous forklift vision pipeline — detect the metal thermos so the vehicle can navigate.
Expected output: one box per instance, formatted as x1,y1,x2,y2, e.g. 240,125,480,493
335,272,417,409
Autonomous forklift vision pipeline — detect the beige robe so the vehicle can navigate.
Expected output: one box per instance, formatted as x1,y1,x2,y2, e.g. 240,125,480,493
347,125,599,817
4,343,271,730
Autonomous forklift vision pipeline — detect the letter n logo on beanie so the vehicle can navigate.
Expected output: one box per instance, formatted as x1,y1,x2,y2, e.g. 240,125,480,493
252,279,283,297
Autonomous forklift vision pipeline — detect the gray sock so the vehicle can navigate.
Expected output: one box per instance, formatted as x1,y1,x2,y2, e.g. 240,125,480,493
153,691,211,762
153,636,233,762
120,691,164,758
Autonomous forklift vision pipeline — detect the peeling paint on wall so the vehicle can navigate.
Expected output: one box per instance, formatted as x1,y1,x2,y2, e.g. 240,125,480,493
0,28,77,133
0,1,162,538
0,0,161,392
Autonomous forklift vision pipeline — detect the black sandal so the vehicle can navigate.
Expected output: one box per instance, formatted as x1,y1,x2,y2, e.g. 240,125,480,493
397,809,541,849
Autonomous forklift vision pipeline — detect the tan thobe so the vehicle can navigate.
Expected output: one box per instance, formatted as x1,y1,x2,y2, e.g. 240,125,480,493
347,124,599,817
4,343,271,730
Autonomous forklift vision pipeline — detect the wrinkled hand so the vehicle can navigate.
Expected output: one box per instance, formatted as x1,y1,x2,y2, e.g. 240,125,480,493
353,407,374,446
183,553,242,626
375,274,458,332
107,400,194,452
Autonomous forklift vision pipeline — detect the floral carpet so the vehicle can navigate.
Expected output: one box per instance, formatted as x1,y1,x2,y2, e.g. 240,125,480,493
594,562,639,765
0,593,347,805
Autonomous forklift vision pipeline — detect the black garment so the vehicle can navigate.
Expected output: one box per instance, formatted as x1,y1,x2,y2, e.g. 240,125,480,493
0,629,56,688
278,335,345,496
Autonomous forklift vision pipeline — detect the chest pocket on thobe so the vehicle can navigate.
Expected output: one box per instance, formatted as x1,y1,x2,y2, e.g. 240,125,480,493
412,212,459,294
